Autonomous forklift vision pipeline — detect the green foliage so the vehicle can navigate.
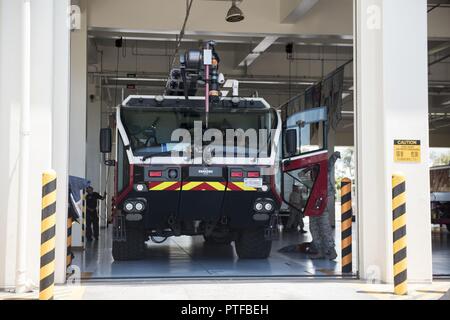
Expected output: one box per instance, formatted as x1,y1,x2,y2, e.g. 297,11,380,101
430,149,450,167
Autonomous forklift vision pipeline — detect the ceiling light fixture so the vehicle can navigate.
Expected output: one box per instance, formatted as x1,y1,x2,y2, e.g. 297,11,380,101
226,0,244,23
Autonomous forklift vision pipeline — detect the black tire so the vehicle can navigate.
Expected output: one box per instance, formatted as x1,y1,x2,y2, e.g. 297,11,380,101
203,234,233,245
446,224,450,232
112,224,146,261
235,228,272,259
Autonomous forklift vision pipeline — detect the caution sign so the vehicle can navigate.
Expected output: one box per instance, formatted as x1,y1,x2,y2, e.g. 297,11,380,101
394,140,421,163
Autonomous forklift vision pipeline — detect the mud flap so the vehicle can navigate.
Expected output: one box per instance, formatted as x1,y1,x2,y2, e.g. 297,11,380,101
264,215,279,240
113,214,127,242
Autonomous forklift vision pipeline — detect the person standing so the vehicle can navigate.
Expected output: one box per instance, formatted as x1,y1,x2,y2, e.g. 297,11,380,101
85,186,105,241
307,151,341,260
287,184,307,233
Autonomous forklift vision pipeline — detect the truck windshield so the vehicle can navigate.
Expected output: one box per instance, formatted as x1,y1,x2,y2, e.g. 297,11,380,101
121,108,277,158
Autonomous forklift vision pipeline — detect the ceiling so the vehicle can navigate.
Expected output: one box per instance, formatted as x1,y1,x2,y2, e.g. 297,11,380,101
85,0,450,133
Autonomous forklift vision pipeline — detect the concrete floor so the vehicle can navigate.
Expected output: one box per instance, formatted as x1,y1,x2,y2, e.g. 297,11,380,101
73,219,357,280
1,280,449,300
432,225,450,276
71,219,449,280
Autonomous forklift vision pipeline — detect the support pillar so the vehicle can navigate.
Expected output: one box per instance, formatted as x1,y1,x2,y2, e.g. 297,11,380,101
0,0,71,288
69,0,88,248
355,0,432,283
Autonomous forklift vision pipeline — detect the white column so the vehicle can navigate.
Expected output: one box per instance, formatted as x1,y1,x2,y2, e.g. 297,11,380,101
0,0,24,289
355,0,432,283
52,0,71,284
69,0,87,247
0,0,71,288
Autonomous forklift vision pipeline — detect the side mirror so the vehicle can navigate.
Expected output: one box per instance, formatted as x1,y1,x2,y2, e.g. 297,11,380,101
285,129,297,156
100,128,112,153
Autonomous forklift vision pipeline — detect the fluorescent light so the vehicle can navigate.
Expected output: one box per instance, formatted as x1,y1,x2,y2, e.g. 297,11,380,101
238,53,260,67
442,100,450,106
238,36,279,67
252,36,279,53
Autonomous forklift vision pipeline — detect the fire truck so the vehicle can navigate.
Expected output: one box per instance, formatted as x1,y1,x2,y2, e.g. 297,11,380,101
100,42,329,260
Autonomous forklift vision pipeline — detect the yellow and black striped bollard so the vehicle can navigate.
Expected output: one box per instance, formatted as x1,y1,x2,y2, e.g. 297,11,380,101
39,170,57,300
340,178,353,275
392,173,407,296
82,190,86,248
66,216,73,270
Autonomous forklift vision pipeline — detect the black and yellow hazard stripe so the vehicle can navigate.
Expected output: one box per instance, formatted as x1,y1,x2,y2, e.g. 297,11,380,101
341,178,352,275
392,174,407,296
82,190,86,247
39,170,57,300
66,216,73,270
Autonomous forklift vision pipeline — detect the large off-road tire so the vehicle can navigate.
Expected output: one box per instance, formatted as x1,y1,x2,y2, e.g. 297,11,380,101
235,228,272,259
112,224,146,261
203,234,233,245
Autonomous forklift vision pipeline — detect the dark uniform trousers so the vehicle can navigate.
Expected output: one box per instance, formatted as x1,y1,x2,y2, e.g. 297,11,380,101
86,208,99,240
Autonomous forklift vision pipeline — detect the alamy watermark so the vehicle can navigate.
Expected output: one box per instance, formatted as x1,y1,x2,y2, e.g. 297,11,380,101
141,121,280,175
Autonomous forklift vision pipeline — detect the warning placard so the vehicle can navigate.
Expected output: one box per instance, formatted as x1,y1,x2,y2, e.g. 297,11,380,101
394,140,421,163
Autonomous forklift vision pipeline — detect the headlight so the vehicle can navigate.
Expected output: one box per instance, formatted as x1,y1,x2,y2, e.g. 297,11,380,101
124,202,134,212
255,202,263,211
135,202,144,211
264,203,273,212
254,199,275,213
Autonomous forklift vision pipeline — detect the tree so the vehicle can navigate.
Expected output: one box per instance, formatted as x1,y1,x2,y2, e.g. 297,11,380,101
430,149,450,167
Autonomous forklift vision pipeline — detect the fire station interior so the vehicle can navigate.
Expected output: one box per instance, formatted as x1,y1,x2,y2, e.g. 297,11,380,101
66,0,450,281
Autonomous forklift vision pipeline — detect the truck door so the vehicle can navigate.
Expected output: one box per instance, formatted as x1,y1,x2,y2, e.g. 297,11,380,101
281,107,328,217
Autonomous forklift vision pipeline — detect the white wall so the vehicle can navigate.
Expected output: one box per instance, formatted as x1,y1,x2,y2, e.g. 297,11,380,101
0,0,23,288
85,0,450,38
87,0,354,36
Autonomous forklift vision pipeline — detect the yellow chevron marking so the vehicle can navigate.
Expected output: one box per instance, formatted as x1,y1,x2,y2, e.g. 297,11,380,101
39,284,54,300
341,201,352,213
42,172,56,187
40,238,56,257
42,191,57,209
394,281,408,296
394,259,407,275
393,215,407,233
342,236,352,249
393,193,406,211
150,182,178,191
342,254,352,266
341,184,351,194
182,181,204,191
40,261,55,280
342,219,352,231
41,215,56,234
207,182,227,191
393,237,407,254
392,176,405,189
